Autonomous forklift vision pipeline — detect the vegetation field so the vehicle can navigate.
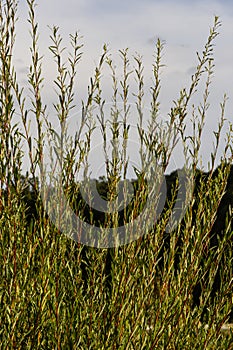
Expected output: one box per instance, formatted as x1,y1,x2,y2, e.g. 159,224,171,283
0,1,232,349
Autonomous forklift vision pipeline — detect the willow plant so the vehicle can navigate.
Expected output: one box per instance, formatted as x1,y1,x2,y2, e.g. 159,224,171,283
0,1,232,349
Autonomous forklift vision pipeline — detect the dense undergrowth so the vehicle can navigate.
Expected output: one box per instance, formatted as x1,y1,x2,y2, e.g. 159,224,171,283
0,1,232,349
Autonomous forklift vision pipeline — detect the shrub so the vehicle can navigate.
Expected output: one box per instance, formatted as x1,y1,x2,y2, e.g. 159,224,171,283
0,1,232,348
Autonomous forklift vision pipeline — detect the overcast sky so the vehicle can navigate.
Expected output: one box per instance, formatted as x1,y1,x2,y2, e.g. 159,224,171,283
14,0,233,175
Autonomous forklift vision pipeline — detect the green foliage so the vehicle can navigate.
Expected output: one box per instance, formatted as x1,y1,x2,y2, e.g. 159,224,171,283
0,1,232,348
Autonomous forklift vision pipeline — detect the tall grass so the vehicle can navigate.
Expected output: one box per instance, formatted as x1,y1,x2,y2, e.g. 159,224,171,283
0,1,232,349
